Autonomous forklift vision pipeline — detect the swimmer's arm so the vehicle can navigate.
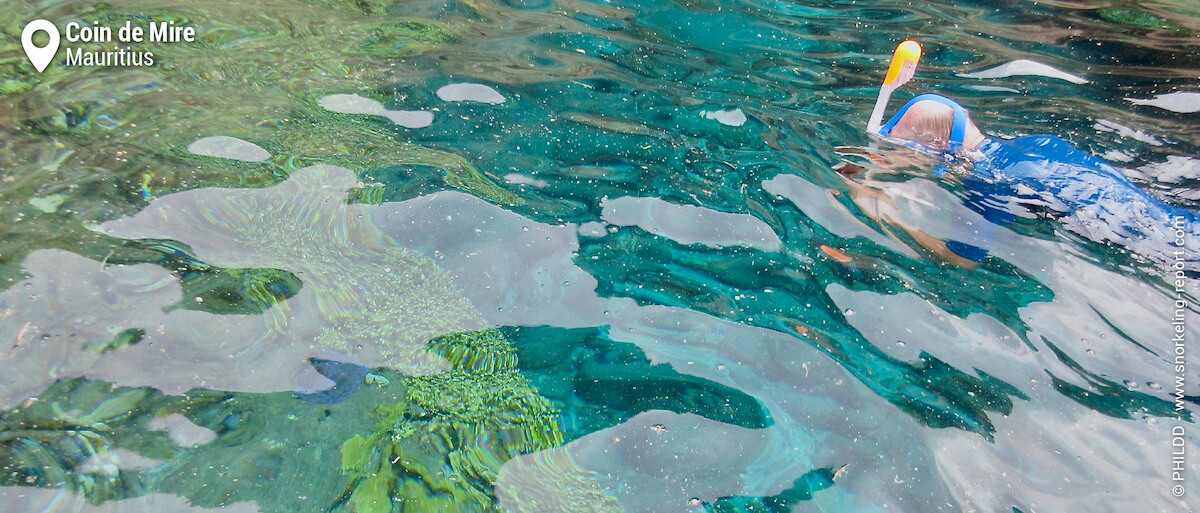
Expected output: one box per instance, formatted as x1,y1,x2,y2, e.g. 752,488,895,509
893,225,980,269
836,162,979,268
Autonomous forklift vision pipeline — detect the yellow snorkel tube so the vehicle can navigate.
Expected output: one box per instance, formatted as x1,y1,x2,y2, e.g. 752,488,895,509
866,40,922,134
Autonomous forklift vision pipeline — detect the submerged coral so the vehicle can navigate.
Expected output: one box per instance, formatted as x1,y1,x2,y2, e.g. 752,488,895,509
338,329,618,513
0,330,618,513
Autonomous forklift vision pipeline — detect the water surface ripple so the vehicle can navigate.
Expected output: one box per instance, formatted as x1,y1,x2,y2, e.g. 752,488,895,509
0,0,1197,512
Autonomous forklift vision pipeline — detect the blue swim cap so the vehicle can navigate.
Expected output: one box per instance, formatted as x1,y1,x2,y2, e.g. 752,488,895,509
879,93,968,155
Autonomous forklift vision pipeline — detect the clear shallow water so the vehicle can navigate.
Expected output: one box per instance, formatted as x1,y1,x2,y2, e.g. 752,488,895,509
0,0,1198,511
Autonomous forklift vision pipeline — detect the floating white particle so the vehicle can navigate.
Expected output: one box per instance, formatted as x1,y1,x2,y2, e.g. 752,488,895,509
957,59,1088,84
188,136,271,162
1125,92,1200,113
437,83,506,104
700,108,747,126
318,93,434,128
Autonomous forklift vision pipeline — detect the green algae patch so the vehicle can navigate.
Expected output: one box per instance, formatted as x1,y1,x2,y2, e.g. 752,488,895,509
1096,8,1181,30
355,19,457,56
28,194,67,213
90,235,303,317
334,329,596,512
427,329,518,374
82,327,147,355
174,267,303,315
351,473,397,513
341,435,377,474
0,372,402,511
0,0,514,304
285,97,523,207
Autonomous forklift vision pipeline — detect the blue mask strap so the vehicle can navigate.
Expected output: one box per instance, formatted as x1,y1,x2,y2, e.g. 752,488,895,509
878,93,967,154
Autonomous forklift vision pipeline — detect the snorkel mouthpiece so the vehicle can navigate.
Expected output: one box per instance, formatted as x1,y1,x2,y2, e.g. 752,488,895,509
866,40,922,134
883,41,922,88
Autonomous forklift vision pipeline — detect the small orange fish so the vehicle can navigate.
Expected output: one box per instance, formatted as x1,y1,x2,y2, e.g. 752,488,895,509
819,245,852,263
794,325,809,334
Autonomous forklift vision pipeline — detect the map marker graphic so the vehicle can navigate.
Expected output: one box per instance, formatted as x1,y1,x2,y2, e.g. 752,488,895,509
22,20,60,73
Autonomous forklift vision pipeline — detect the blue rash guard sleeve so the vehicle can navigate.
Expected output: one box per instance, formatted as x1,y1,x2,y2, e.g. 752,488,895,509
946,240,989,262
967,135,1200,269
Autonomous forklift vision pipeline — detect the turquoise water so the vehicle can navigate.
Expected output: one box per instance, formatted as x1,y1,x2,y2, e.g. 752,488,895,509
0,0,1198,511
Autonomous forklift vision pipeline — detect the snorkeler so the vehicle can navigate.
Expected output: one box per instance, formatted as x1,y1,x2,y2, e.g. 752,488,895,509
840,93,1199,271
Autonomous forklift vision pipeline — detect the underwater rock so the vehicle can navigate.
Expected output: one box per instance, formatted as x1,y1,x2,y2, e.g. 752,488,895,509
295,359,371,405
174,266,303,316
0,250,265,407
2,162,591,511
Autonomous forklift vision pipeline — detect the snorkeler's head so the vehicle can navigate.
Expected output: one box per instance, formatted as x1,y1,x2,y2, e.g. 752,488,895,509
880,94,985,154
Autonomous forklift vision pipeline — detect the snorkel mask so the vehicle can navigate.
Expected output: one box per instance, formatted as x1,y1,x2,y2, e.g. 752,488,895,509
878,93,968,159
866,42,971,162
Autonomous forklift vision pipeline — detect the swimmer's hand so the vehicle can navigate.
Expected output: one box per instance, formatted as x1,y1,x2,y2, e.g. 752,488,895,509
833,160,866,177
835,144,944,173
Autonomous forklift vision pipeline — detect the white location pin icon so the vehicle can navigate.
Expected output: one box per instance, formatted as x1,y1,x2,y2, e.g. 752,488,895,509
22,19,60,73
